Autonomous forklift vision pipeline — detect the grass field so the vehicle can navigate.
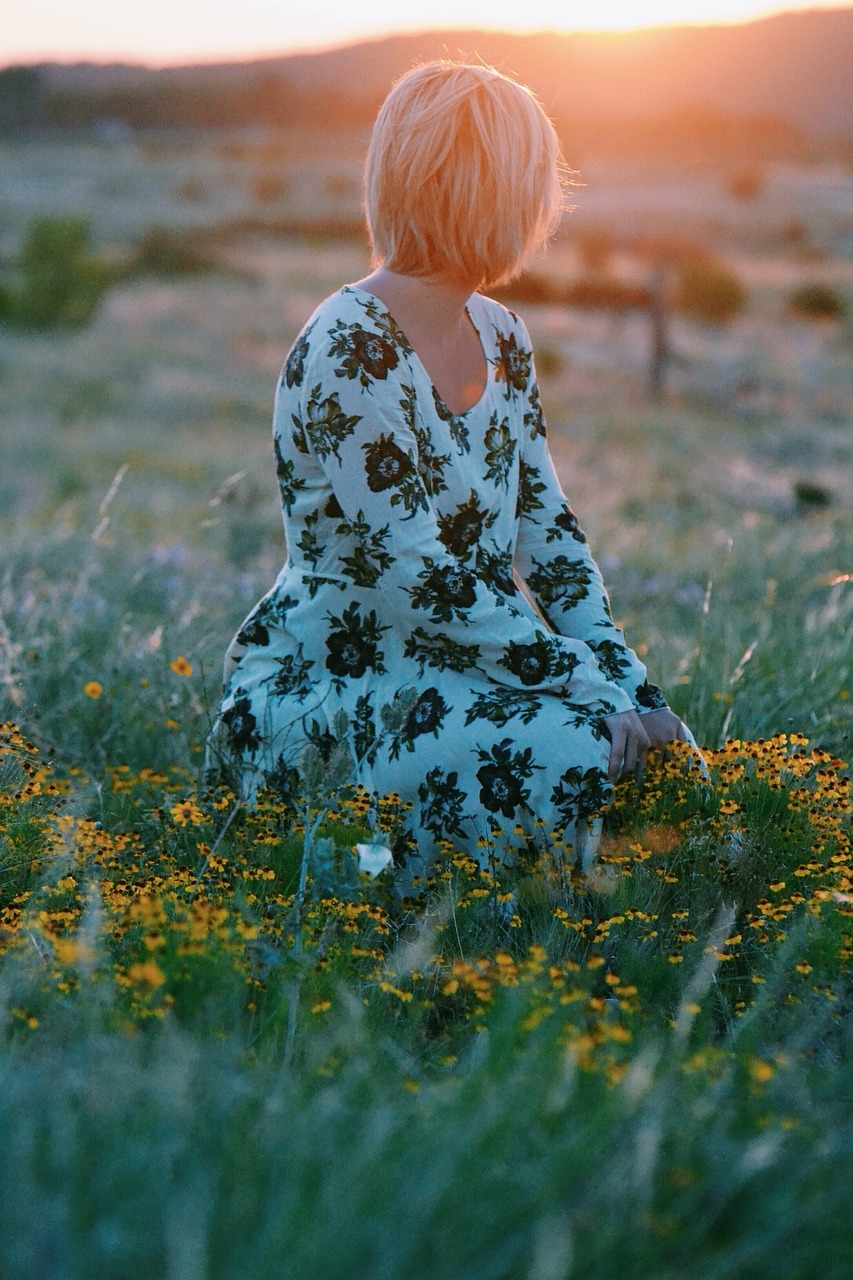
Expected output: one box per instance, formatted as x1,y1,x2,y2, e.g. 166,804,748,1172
1,131,852,1277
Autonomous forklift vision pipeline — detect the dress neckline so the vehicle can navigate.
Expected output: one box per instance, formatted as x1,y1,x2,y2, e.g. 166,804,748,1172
343,284,490,419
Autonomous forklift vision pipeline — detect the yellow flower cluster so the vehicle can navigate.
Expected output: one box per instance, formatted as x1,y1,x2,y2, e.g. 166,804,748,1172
0,723,849,1076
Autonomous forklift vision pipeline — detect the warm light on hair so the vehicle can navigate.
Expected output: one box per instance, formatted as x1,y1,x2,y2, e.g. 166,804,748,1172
364,61,567,290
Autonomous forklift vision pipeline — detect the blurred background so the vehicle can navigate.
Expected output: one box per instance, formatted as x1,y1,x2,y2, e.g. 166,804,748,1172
1,5,851,765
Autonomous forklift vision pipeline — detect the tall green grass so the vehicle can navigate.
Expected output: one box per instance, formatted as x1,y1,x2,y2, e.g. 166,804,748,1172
0,503,850,1278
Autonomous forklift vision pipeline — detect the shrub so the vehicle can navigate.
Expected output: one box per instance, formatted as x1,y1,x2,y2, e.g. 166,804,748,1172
127,227,218,278
494,273,649,312
252,173,289,204
676,259,747,325
1,215,112,329
787,282,845,321
562,277,649,312
575,227,614,272
727,167,763,200
491,272,557,305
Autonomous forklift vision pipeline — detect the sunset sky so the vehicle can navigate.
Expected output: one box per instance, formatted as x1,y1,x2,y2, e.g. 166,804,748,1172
1,0,850,65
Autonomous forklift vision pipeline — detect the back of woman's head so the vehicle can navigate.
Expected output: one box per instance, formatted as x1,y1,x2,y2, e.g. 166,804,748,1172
364,61,565,291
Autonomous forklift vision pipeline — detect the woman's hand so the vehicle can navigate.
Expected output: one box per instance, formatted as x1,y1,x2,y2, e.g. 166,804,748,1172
601,709,652,783
637,707,690,751
601,707,692,783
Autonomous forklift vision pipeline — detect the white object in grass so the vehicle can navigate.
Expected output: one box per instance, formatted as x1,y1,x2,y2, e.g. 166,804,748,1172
356,843,394,877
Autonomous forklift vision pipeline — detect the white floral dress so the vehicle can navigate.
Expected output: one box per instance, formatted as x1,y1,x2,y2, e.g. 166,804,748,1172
210,285,668,869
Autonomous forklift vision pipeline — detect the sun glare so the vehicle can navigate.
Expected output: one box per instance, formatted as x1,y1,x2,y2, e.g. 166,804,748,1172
1,0,848,65
443,0,792,34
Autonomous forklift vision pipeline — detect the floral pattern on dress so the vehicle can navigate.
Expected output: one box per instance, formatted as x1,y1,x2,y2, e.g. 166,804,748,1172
209,285,668,873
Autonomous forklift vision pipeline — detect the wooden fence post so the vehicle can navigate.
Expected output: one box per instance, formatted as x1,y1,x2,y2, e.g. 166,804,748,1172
648,263,671,402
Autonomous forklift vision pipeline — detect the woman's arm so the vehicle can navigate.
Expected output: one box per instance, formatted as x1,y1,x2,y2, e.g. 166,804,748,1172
510,321,669,718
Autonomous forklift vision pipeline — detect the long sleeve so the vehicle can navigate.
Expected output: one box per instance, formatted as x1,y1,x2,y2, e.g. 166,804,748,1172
512,332,668,715
278,301,636,717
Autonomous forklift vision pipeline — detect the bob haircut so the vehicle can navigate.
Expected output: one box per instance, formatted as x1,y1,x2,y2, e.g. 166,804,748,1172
364,61,566,291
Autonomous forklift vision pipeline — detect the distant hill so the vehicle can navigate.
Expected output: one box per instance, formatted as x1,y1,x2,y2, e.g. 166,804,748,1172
2,8,851,152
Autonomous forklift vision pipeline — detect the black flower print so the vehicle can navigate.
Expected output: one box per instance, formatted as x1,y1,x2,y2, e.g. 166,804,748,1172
274,436,306,515
391,687,451,758
398,383,418,433
296,508,323,572
500,636,581,687
465,687,543,728
264,754,301,803
413,421,450,496
403,627,482,676
324,603,388,680
438,490,491,558
406,687,449,740
304,718,337,762
265,652,315,701
237,593,298,650
550,765,613,829
355,293,414,353
324,492,344,519
299,385,361,463
409,559,478,623
431,387,471,455
526,555,596,610
362,433,428,520
418,767,468,839
235,615,270,649
363,433,414,491
562,701,616,734
329,321,400,387
546,503,587,545
634,680,668,712
523,379,546,439
221,692,261,755
336,510,394,588
587,639,632,684
476,548,516,597
516,460,547,519
493,329,531,399
290,419,310,455
483,414,516,491
282,326,313,389
352,694,378,765
448,416,471,456
500,636,555,686
475,739,540,818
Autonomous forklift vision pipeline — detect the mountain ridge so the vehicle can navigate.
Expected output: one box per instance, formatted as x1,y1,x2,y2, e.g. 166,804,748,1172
5,9,852,138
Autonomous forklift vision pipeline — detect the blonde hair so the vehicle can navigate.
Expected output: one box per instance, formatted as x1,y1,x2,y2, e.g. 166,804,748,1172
364,61,566,290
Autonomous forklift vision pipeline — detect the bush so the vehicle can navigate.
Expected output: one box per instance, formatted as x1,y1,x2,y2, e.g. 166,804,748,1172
252,173,289,204
127,227,218,278
576,227,614,272
562,277,649,312
494,273,649,312
0,215,112,329
727,167,763,200
676,259,747,325
787,282,845,321
491,272,557,305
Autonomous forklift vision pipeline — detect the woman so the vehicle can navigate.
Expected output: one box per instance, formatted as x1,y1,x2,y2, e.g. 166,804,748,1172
209,61,690,873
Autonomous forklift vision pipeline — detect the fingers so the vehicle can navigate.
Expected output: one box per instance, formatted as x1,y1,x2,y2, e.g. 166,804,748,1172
640,709,684,749
627,723,651,782
606,714,651,783
607,723,626,782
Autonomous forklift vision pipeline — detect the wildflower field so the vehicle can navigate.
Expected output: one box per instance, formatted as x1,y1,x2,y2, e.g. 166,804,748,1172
1,133,852,1277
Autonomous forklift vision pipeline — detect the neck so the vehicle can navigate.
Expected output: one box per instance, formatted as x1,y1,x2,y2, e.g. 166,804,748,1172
356,267,477,332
